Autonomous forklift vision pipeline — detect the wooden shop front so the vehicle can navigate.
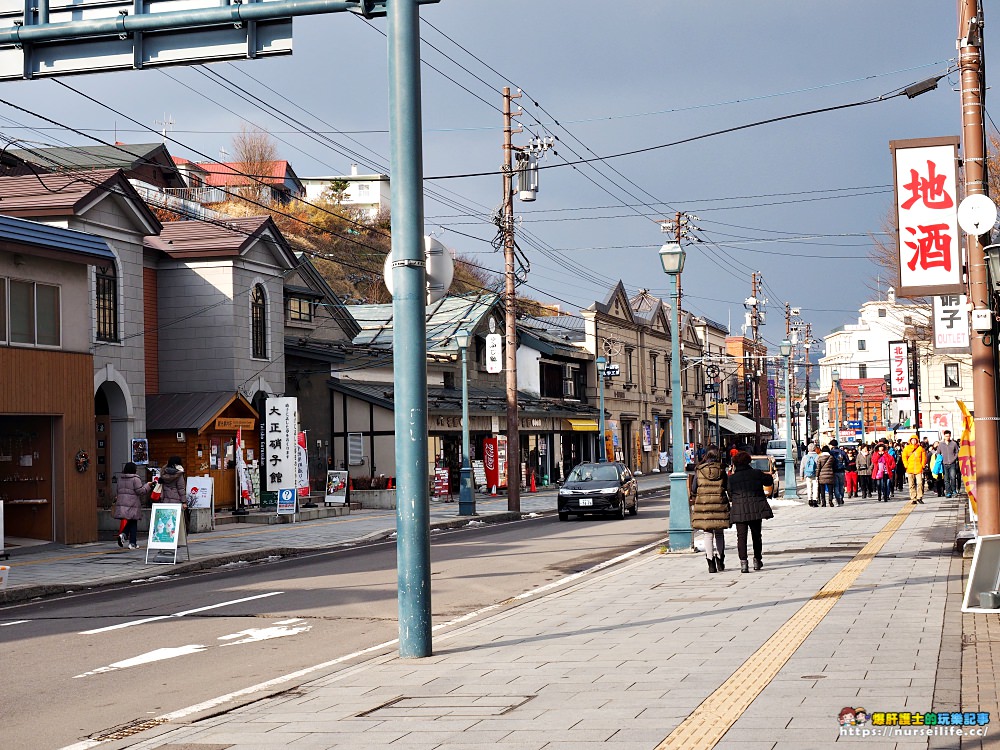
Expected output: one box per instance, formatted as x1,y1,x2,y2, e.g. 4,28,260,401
145,392,259,511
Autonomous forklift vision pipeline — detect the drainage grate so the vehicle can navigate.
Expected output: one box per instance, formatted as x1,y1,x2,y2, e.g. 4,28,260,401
87,717,168,741
358,694,534,719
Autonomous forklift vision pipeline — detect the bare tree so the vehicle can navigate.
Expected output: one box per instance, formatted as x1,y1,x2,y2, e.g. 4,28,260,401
232,124,278,204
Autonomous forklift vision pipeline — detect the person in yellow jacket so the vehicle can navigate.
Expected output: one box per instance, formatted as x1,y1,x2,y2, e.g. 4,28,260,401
901,436,927,505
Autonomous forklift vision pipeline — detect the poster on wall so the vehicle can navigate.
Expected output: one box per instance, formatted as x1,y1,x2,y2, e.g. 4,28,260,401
642,423,652,452
324,470,348,505
130,438,149,465
264,397,298,491
185,476,214,509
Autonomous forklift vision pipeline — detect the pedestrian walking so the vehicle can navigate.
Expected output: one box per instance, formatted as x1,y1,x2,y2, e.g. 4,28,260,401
113,462,153,549
690,446,730,574
902,436,927,505
892,441,906,494
929,447,945,497
727,450,774,573
938,430,961,497
829,440,847,505
817,446,835,507
157,456,188,529
800,442,819,507
872,444,896,502
857,444,873,499
844,447,858,498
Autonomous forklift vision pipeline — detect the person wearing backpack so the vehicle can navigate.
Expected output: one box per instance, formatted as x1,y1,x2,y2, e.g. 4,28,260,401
856,445,873,499
829,440,848,505
800,443,819,507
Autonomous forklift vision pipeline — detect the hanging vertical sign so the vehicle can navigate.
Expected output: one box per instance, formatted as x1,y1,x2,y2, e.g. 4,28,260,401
485,333,503,374
264,397,298,492
890,137,963,297
888,341,911,397
296,432,310,497
932,294,971,351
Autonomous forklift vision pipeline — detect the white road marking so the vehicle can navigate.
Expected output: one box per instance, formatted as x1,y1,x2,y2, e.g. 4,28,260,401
58,538,669,749
79,592,284,634
218,622,311,646
73,645,208,678
1,620,28,627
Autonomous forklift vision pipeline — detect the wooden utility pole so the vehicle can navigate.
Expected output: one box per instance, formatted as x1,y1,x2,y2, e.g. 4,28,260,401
750,272,762,452
502,87,521,512
960,0,998,533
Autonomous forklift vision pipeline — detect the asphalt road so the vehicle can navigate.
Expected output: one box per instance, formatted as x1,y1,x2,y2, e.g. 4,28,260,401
0,491,669,750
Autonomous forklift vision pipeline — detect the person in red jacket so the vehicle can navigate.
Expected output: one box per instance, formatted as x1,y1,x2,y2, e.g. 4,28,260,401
871,443,896,502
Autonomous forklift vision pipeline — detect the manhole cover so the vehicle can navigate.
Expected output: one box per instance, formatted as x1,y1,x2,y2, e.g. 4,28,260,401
88,718,168,741
359,695,534,719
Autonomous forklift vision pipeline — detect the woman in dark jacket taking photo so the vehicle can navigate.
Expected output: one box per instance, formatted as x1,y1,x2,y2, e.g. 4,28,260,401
727,450,774,573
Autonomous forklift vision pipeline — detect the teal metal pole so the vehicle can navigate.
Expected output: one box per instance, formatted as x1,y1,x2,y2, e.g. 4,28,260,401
458,343,475,515
388,0,431,658
783,355,798,499
668,273,691,550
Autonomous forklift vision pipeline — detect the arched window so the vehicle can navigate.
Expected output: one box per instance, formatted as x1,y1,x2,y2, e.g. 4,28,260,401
251,284,268,359
95,264,118,342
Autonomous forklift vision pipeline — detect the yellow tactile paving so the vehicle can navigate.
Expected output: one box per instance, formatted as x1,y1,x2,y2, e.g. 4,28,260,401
654,502,915,750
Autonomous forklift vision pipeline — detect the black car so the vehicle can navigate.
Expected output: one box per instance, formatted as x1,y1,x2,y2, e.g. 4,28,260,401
557,461,638,521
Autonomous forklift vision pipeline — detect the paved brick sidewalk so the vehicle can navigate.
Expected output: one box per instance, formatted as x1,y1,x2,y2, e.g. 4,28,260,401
117,493,978,750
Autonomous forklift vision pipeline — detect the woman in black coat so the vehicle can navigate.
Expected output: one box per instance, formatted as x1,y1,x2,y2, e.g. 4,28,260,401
727,450,774,573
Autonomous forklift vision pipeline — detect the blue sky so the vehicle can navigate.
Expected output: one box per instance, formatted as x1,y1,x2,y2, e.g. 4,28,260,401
0,0,985,353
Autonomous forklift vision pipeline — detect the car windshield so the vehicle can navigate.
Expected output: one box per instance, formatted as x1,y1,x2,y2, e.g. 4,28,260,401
567,465,620,482
750,458,771,472
768,441,785,450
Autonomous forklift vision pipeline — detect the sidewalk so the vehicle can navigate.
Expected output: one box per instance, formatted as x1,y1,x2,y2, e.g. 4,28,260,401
111,490,994,750
0,472,671,604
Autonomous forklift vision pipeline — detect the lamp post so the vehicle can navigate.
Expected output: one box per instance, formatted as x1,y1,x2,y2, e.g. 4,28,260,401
857,383,865,442
831,369,841,445
456,330,475,516
780,340,798,499
659,241,691,551
596,356,607,463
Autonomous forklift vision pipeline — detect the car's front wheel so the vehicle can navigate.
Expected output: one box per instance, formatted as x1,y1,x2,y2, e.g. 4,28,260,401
558,511,569,522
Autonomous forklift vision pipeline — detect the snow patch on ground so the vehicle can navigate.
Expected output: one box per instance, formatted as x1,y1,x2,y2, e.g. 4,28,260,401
465,520,485,527
130,575,179,583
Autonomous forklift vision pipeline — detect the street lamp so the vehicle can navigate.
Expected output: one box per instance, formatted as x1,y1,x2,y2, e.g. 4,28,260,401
857,383,865,441
659,241,691,551
596,356,607,463
831,369,841,445
780,340,798,500
456,330,475,516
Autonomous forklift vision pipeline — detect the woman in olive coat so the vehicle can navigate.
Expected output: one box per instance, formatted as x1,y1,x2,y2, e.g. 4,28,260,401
690,446,730,574
727,450,774,573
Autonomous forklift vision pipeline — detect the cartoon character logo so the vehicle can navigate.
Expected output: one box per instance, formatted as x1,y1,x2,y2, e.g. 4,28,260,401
838,707,857,726
854,708,868,725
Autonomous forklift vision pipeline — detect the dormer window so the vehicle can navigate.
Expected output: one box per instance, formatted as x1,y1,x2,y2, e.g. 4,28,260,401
287,296,313,323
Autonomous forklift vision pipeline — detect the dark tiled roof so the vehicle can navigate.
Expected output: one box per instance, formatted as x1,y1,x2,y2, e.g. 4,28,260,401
330,379,598,419
146,392,256,432
148,217,274,259
9,143,185,188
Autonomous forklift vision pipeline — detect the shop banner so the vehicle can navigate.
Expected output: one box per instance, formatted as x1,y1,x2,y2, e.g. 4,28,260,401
888,341,911,397
296,432,309,497
958,400,977,521
933,294,971,351
264,397,298,491
235,427,252,506
324,471,348,505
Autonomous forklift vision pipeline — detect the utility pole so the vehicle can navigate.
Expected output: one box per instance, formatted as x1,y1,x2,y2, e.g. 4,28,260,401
960,0,998,534
749,273,762,452
502,86,522,512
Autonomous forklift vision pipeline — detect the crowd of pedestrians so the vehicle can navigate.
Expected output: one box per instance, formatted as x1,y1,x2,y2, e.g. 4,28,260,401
799,431,965,507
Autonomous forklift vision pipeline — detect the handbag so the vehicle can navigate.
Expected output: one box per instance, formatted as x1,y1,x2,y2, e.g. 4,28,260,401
150,481,162,501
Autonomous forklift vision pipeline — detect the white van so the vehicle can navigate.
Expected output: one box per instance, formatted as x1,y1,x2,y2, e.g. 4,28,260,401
766,439,795,468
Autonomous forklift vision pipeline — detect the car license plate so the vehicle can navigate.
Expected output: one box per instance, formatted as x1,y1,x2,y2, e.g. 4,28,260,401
579,498,593,506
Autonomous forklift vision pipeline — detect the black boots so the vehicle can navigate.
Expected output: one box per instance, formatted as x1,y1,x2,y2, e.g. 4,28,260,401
753,557,763,571
715,554,725,572
740,559,749,574
707,556,718,574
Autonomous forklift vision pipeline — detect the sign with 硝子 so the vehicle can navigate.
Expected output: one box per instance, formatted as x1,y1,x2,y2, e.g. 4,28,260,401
932,294,971,352
264,397,298,494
